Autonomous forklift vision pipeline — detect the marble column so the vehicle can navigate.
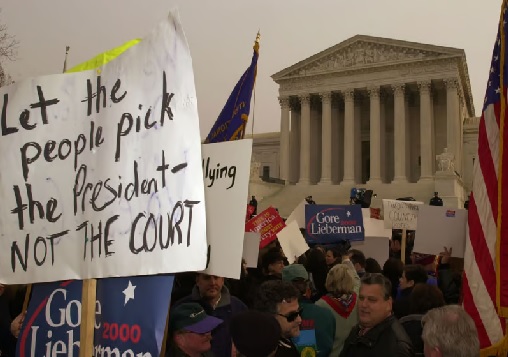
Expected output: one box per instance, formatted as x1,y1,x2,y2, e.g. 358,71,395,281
319,92,333,184
379,93,387,182
392,84,408,183
279,97,290,183
368,86,382,184
290,104,300,184
298,95,311,185
418,80,433,181
445,78,461,174
342,89,355,184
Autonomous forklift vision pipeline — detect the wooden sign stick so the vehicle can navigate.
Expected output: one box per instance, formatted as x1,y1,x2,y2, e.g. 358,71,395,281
79,279,97,357
22,284,32,312
401,229,407,264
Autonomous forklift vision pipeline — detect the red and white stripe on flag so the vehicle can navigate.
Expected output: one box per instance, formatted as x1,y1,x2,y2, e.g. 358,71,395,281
463,0,508,353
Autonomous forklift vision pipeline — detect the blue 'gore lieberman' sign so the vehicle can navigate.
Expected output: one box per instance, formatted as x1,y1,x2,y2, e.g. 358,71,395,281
305,205,364,244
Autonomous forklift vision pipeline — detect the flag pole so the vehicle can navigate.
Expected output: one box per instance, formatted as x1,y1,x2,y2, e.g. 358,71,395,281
250,31,260,138
62,46,70,73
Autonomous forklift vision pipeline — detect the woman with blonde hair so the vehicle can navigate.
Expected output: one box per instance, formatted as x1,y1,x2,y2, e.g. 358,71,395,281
316,263,359,356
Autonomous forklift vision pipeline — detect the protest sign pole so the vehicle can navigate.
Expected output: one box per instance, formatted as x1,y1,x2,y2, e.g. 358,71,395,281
79,279,97,357
160,303,171,357
22,284,32,312
401,229,407,264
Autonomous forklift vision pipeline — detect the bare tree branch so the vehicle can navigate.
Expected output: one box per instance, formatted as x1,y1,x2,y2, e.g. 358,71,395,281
0,10,18,61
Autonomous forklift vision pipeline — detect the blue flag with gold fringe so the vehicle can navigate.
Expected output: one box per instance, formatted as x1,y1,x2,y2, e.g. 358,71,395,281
204,34,259,143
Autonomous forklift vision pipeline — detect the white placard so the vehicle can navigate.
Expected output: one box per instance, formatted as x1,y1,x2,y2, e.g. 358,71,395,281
383,199,424,230
413,205,467,258
277,221,310,264
351,236,390,268
362,208,392,238
201,139,252,279
0,12,208,284
243,232,260,268
286,199,307,228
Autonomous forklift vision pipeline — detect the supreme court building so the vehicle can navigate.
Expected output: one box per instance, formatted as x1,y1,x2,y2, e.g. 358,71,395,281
251,35,479,214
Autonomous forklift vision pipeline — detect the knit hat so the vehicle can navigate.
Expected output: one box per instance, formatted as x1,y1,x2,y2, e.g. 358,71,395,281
169,303,223,333
282,264,309,282
231,311,281,357
412,252,436,266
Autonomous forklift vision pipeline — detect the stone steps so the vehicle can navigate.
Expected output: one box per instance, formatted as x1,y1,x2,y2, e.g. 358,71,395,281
253,180,439,218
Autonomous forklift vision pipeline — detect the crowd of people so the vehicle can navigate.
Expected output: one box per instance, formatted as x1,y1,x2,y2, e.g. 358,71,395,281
0,229,479,357
165,234,478,357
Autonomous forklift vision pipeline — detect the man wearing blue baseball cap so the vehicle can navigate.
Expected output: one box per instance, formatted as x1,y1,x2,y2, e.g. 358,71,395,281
168,302,223,357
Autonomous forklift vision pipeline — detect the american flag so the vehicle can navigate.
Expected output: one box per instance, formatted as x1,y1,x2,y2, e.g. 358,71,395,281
463,0,508,351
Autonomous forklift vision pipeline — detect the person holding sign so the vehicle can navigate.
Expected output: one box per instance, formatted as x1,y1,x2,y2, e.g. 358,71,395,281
168,303,223,357
393,265,428,319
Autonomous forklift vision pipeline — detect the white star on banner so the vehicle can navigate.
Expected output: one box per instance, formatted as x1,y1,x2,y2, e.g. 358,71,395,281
123,280,136,306
347,211,351,217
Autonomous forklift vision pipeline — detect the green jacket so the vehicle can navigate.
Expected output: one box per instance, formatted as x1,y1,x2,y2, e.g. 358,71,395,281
293,298,336,357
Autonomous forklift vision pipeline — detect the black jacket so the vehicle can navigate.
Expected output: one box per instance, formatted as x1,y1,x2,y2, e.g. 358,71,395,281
339,315,414,357
393,287,413,319
274,338,299,357
399,314,424,356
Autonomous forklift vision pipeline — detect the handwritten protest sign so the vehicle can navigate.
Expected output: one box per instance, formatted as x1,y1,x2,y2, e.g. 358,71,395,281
276,221,309,263
94,275,174,356
362,208,391,238
413,205,467,258
286,199,307,228
351,236,390,267
0,13,208,284
201,139,252,279
305,205,364,244
243,232,261,268
17,280,82,357
246,207,286,248
382,199,423,230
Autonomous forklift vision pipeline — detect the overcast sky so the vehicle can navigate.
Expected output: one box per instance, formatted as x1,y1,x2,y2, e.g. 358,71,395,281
0,0,502,137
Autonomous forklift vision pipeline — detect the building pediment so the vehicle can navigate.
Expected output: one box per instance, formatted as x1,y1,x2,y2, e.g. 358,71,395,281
272,35,464,80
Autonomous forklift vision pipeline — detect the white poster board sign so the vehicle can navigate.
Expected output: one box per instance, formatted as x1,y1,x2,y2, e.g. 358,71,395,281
383,199,423,230
286,199,307,229
201,139,252,279
243,232,260,268
351,236,390,267
277,221,309,264
0,13,208,284
413,205,467,258
362,208,392,238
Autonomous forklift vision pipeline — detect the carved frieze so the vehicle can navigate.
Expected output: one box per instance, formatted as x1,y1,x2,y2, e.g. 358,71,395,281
285,41,446,77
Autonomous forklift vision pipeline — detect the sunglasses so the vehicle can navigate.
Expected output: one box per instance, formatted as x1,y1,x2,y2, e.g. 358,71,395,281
276,307,303,322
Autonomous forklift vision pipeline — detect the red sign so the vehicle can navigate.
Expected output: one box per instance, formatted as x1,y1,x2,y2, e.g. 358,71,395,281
245,207,286,248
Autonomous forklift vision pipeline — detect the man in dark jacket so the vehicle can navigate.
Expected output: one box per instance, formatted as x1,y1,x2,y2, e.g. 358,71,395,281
174,274,248,357
340,273,414,357
168,302,223,357
282,264,335,357
254,280,302,357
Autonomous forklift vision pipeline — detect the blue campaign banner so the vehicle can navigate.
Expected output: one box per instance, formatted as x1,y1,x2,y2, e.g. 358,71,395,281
305,205,365,244
94,275,174,356
16,280,82,357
